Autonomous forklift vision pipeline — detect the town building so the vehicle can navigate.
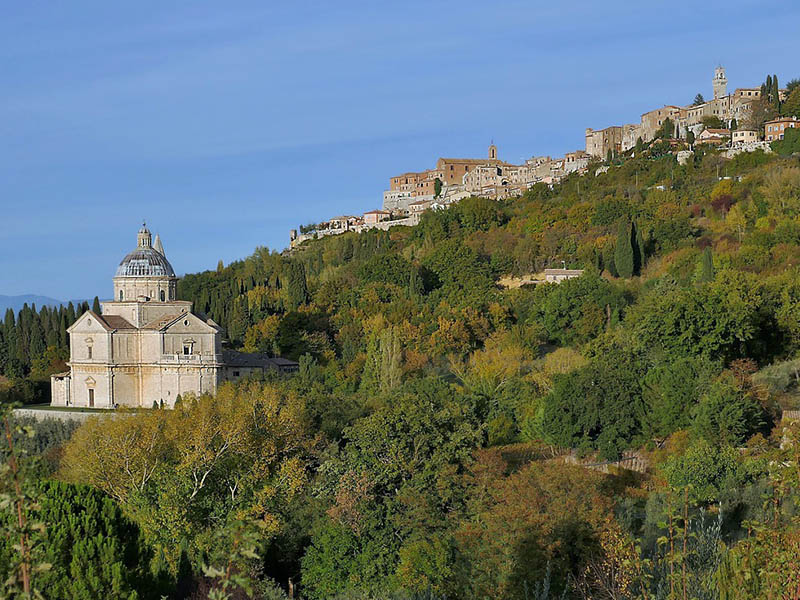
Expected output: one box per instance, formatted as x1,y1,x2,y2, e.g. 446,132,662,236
640,105,684,141
765,116,800,141
51,225,297,409
544,269,585,283
563,150,590,173
586,67,780,153
732,129,759,145
363,209,391,224
585,126,623,158
695,128,731,145
382,188,415,212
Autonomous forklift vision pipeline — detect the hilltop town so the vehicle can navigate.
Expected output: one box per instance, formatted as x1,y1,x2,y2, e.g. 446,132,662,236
290,66,799,248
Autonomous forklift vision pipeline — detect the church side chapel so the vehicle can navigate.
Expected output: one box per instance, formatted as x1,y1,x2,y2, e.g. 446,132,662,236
50,224,297,408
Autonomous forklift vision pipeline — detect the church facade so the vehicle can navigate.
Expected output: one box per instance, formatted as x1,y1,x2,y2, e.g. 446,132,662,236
51,225,295,409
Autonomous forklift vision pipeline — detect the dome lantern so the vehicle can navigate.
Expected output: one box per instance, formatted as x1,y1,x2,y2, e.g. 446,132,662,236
137,222,152,248
113,224,178,302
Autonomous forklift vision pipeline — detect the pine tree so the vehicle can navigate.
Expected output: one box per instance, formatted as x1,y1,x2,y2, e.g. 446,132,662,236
0,480,165,599
614,221,634,278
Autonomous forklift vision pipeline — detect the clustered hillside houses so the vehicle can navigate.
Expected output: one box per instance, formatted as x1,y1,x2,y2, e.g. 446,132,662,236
291,66,793,248
585,66,787,159
289,143,591,248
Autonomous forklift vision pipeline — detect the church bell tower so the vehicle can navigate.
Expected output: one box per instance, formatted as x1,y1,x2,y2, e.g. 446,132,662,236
713,66,728,100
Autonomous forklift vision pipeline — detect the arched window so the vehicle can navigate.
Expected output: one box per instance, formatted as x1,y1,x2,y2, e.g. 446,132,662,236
160,290,165,302
119,290,124,301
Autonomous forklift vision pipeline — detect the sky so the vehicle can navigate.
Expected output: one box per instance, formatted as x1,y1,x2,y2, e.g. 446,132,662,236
1,0,799,300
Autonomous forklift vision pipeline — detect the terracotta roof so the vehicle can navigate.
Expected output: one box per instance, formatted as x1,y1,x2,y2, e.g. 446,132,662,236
364,210,391,215
142,314,182,330
765,116,799,124
438,158,515,167
99,315,136,330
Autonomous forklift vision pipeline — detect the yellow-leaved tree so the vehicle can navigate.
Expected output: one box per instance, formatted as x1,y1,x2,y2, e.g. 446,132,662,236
59,380,318,572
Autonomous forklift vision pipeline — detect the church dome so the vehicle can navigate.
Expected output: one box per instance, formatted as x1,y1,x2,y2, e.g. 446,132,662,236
115,224,176,278
115,247,176,278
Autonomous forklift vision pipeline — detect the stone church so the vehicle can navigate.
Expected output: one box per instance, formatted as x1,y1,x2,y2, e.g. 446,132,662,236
51,224,296,408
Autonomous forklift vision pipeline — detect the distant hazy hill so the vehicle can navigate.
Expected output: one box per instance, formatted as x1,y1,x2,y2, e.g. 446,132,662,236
0,294,66,313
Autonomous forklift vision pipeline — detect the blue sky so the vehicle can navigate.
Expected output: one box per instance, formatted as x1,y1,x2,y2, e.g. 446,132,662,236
1,0,799,300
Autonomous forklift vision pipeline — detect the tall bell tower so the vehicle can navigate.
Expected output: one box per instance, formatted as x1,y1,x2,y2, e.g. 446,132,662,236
713,66,728,100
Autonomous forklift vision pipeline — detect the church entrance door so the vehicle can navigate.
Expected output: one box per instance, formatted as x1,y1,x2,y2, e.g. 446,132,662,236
88,389,95,408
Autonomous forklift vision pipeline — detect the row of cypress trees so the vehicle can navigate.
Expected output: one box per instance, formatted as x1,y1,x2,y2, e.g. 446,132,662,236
762,73,781,112
0,299,97,379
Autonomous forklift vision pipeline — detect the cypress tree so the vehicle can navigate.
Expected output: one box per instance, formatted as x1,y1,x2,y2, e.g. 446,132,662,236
773,74,780,110
360,334,381,394
3,309,16,373
0,327,5,373
602,241,617,277
285,260,309,310
379,327,402,394
58,311,68,348
91,296,101,314
614,221,634,278
28,315,45,362
700,247,714,282
633,222,645,275
66,302,76,325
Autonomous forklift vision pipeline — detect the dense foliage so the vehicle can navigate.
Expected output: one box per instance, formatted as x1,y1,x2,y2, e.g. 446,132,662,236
4,134,800,598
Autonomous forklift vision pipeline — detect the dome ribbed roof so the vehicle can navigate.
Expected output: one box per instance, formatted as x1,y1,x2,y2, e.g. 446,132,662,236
115,224,176,278
115,247,176,278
